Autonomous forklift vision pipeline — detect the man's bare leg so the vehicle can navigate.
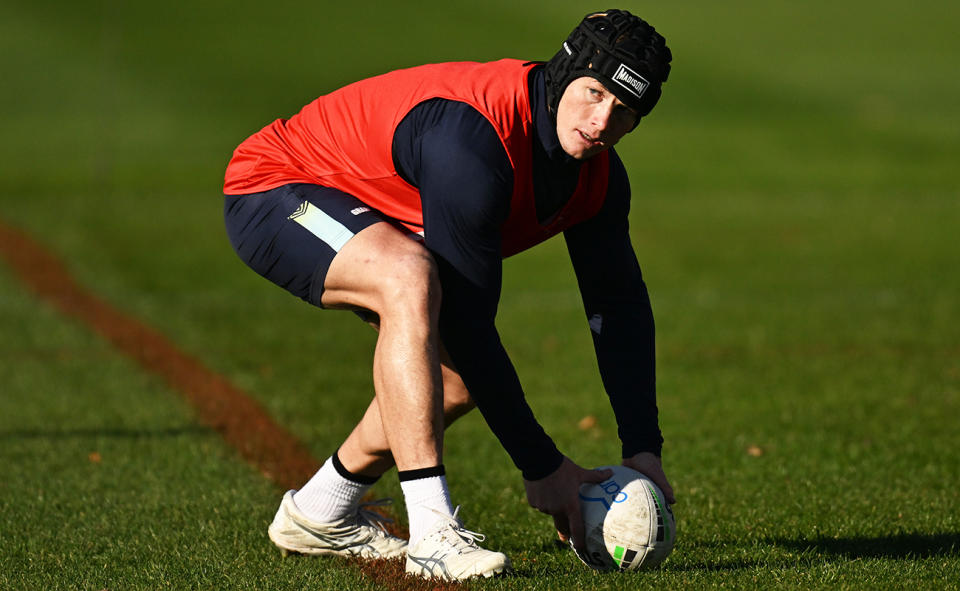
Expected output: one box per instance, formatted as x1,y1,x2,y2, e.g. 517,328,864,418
293,344,473,527
282,222,509,578
308,221,472,548
319,222,446,474
292,223,469,514
339,349,476,478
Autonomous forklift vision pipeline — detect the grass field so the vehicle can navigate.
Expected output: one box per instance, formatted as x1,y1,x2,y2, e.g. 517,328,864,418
2,1,958,589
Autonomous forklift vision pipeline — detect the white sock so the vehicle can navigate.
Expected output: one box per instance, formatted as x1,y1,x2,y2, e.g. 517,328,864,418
400,472,455,546
293,455,374,523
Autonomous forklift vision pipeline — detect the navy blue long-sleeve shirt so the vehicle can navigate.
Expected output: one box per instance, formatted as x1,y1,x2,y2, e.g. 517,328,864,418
391,67,661,480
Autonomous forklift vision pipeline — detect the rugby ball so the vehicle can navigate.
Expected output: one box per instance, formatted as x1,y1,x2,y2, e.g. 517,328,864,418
575,465,676,571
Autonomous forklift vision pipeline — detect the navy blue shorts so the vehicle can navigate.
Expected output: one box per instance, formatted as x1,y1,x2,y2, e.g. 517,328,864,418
224,183,405,307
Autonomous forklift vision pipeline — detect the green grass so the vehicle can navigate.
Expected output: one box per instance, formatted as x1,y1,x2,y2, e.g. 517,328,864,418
2,0,959,589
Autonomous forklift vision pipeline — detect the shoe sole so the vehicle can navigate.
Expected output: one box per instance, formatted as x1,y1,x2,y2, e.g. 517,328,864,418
269,528,406,559
406,565,510,581
405,556,512,581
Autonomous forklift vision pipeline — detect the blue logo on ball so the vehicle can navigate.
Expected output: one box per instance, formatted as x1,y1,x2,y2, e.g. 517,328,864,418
579,478,629,510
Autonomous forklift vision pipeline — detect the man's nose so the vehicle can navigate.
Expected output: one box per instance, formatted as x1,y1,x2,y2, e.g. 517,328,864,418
590,102,615,132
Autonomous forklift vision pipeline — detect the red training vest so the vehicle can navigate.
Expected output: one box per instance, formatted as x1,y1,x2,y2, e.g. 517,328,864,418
223,59,610,257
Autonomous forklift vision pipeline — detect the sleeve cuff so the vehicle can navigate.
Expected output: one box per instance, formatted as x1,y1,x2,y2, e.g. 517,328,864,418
520,447,565,481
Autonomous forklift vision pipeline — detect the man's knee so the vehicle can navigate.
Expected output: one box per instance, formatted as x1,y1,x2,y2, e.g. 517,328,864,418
376,242,441,319
444,386,474,415
441,362,475,424
322,224,441,316
381,247,439,297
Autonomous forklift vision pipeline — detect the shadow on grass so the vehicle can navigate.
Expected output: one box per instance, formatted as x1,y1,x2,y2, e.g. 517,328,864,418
669,555,767,572
775,532,960,560
0,425,214,440
644,533,960,573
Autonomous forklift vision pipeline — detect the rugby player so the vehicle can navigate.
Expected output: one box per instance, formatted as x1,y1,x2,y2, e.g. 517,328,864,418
223,9,673,580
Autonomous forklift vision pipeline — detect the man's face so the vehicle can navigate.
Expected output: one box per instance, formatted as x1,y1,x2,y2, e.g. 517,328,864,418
555,76,638,160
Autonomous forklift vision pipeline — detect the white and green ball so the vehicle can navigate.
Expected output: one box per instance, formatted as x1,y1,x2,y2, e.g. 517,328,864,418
576,465,676,571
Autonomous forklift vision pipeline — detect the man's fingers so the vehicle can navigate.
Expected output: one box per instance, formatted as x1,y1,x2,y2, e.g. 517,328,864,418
566,502,587,554
660,480,676,505
583,467,613,483
567,467,611,552
647,472,676,504
623,453,676,505
553,514,570,542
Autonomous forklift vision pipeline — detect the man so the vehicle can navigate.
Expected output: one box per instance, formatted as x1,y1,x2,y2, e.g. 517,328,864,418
223,9,673,581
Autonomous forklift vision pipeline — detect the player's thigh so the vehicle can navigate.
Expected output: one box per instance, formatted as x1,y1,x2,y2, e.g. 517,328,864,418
223,183,401,308
321,216,438,316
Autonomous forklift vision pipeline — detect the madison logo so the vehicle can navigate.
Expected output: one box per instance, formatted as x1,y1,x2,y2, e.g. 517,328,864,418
611,63,650,101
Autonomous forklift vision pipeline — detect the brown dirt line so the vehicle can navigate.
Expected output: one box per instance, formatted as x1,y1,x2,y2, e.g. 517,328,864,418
0,218,320,490
0,217,513,587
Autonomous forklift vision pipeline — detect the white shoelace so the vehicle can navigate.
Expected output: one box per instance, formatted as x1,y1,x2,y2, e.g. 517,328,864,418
436,505,486,547
357,498,397,534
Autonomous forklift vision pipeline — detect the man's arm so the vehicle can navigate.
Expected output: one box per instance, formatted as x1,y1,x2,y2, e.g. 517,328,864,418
563,151,674,502
395,100,564,480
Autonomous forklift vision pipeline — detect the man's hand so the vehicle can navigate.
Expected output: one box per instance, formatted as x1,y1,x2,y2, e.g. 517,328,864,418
523,456,612,555
623,451,675,504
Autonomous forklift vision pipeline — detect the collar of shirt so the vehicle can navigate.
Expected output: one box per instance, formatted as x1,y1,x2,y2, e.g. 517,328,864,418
530,67,581,167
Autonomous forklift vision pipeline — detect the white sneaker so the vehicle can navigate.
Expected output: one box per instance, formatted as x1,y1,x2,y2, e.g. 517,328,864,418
268,490,407,559
405,506,511,581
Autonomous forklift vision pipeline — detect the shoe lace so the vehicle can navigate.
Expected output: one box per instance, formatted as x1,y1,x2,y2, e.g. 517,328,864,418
357,498,397,534
440,505,486,547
